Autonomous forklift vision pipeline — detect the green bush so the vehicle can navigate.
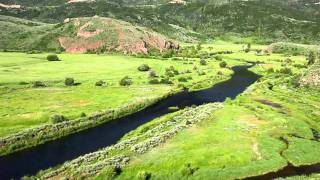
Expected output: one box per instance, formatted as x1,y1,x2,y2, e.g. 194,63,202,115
149,78,160,84
138,64,150,71
65,78,75,86
160,77,173,84
32,81,46,88
181,163,198,177
214,55,223,61
307,51,317,65
149,70,157,78
51,114,67,124
178,77,188,82
219,61,227,68
80,112,87,117
279,67,292,74
47,54,60,61
137,171,151,180
95,80,106,86
119,76,133,86
200,58,207,65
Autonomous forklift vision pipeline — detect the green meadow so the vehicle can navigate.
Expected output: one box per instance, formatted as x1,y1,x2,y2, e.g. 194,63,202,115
26,42,320,179
0,51,232,137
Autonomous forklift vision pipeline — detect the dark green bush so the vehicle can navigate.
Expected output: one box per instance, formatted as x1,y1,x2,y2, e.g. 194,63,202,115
214,55,223,61
160,77,173,84
307,51,317,65
80,112,87,117
200,58,207,65
47,54,60,61
51,114,67,124
149,70,157,78
119,76,133,86
181,163,198,177
95,80,106,86
178,77,188,82
137,171,151,180
65,78,75,86
219,61,227,68
149,78,160,84
138,64,150,72
32,81,46,88
197,70,206,76
279,67,292,74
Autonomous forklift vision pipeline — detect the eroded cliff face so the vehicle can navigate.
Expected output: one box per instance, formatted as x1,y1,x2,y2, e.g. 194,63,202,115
58,17,179,54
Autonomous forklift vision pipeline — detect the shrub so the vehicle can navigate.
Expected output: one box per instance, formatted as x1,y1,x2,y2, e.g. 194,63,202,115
200,58,207,65
138,64,150,72
219,61,227,68
267,68,275,73
51,114,67,124
178,77,188,82
32,81,46,88
181,163,198,177
149,78,160,84
285,58,293,64
149,70,157,78
244,43,251,53
197,70,206,76
65,78,75,86
47,54,60,61
80,112,87,117
279,67,292,74
95,80,105,86
217,71,223,75
165,71,175,77
160,77,173,84
214,55,223,61
119,76,133,86
137,171,151,180
307,51,317,65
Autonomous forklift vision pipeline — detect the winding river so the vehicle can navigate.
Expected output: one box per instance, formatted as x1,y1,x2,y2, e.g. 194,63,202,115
1,64,317,179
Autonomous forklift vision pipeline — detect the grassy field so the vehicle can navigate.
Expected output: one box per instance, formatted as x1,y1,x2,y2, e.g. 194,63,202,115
116,64,320,180
0,52,233,138
29,42,320,179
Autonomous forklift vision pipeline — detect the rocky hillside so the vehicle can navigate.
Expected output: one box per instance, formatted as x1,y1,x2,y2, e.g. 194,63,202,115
0,16,179,54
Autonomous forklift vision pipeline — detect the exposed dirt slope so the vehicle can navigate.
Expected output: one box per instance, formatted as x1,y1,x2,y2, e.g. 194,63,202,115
58,16,179,54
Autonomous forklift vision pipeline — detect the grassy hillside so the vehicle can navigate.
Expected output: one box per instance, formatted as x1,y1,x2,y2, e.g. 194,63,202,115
0,15,179,53
1,0,319,43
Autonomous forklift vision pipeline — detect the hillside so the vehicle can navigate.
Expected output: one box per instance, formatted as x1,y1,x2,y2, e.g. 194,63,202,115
1,0,319,43
0,16,179,53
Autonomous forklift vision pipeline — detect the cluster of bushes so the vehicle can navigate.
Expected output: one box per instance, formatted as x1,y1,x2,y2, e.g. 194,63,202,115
268,42,319,56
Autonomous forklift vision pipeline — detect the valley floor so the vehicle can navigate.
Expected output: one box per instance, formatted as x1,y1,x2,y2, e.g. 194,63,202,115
1,42,320,179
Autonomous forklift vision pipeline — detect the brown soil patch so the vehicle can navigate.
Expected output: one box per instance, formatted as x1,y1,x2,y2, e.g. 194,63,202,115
255,99,282,108
0,3,21,9
239,114,267,126
67,0,95,4
19,112,42,119
252,142,263,160
57,17,179,54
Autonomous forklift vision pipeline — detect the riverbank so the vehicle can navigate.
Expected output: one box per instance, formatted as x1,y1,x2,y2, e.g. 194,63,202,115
0,64,258,179
0,52,233,156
